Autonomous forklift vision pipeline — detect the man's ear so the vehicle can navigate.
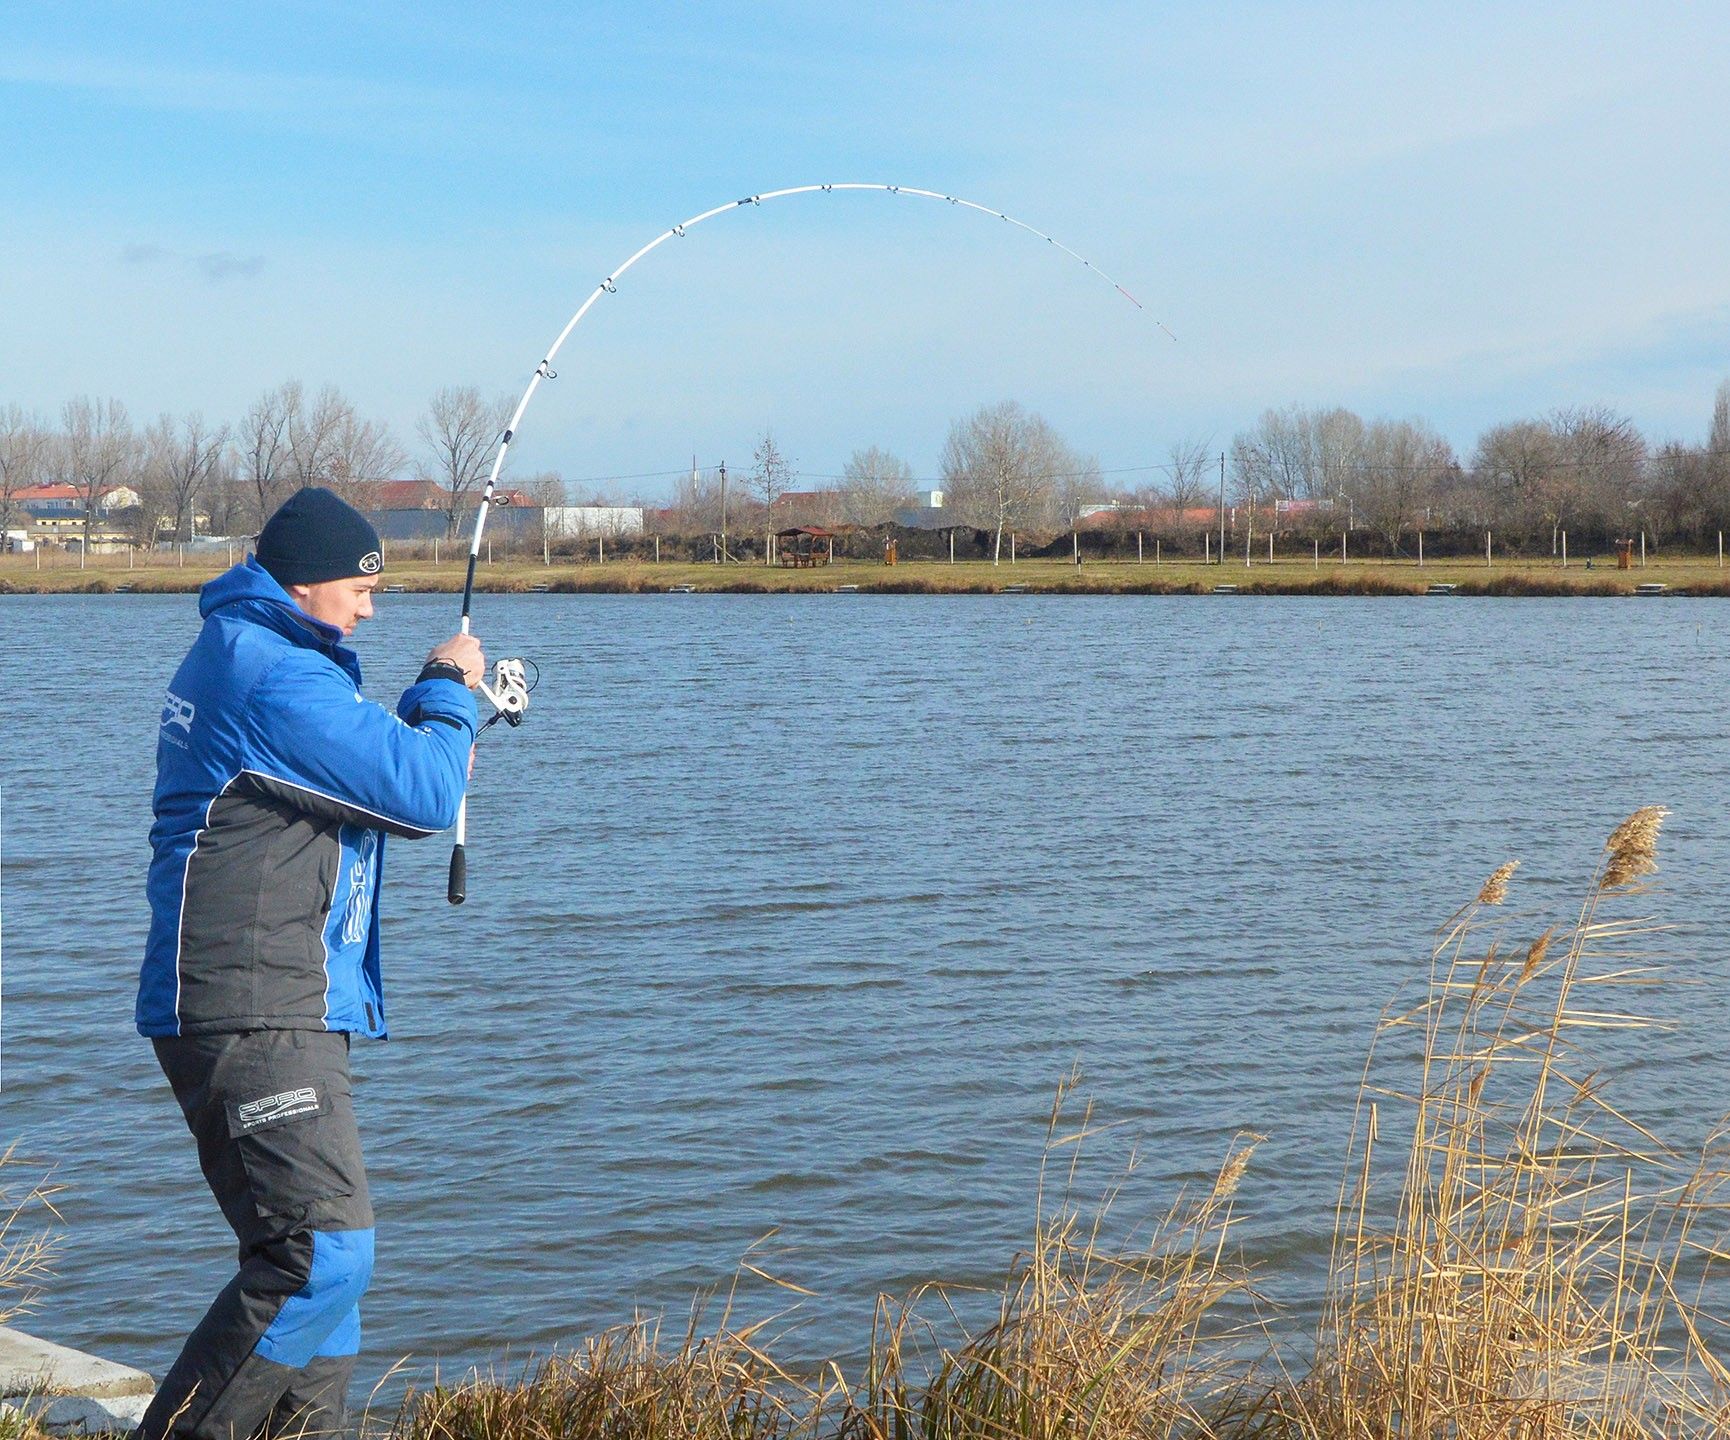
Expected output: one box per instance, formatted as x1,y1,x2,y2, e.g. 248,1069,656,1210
287,583,311,603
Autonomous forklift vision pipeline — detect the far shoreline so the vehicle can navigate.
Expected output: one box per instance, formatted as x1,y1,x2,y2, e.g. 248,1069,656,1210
5,554,1730,598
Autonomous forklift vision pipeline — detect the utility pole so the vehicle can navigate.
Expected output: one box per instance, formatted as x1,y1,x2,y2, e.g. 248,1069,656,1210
1217,452,1226,565
719,461,728,563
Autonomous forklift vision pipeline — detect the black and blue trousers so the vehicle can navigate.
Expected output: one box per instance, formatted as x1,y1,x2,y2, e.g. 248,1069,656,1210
139,1030,375,1440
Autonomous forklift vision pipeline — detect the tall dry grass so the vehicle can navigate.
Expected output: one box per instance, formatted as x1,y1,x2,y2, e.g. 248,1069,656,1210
390,1083,1273,1440
0,1147,59,1328
390,808,1730,1440
1297,804,1730,1438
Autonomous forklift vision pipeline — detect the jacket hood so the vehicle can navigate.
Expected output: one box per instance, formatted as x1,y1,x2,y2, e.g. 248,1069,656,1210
199,557,348,651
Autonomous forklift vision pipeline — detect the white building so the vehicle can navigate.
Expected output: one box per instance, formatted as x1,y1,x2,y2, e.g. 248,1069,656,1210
545,505,646,538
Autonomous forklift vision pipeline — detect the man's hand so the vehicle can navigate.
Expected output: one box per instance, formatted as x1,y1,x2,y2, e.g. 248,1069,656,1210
425,633,486,689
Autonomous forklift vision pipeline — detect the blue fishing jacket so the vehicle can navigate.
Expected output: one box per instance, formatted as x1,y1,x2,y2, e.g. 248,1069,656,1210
137,559,477,1039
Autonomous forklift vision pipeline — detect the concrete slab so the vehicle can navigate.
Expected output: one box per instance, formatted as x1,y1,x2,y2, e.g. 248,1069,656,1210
5,1392,154,1434
0,1327,155,1399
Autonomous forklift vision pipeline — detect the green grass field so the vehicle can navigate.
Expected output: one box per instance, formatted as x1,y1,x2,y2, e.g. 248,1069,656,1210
7,549,1730,597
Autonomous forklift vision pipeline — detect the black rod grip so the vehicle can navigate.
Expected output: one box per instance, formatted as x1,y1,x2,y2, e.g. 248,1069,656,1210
447,844,467,905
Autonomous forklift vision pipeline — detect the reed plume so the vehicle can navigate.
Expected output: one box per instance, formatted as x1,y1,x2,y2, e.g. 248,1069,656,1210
389,807,1730,1440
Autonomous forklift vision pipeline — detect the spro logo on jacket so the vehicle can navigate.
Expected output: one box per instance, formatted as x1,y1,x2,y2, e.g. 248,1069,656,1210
137,559,478,1041
161,691,196,748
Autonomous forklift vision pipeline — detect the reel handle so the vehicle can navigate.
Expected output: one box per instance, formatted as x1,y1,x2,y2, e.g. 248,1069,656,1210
447,844,467,905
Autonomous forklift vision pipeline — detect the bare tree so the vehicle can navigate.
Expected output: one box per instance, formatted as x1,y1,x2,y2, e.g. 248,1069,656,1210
327,409,405,507
237,385,294,530
201,457,250,537
1649,442,1718,545
1549,406,1644,544
1710,379,1730,458
1162,436,1215,511
418,386,510,538
1470,420,1557,535
838,445,915,526
1231,405,1366,506
60,397,135,553
1053,451,1106,528
285,383,350,492
1356,418,1456,548
145,412,230,542
1651,379,1730,544
941,401,1076,563
670,462,724,534
0,405,48,538
748,429,793,516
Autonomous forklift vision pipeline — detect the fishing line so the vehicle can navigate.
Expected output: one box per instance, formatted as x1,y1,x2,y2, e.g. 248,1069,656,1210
448,182,1159,905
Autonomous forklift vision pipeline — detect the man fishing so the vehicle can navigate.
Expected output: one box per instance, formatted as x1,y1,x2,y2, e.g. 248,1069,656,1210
135,486,484,1440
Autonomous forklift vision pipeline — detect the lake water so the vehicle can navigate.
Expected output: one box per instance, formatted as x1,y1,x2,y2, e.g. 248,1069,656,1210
3,591,1729,1404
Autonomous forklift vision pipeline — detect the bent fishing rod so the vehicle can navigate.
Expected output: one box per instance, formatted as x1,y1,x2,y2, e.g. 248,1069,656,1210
446,181,1162,904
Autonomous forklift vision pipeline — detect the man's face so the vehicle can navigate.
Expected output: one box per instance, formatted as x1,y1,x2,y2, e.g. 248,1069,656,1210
290,576,379,636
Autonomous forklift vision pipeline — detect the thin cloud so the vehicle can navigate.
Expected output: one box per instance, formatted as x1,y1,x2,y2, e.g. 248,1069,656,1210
195,252,265,282
116,243,265,282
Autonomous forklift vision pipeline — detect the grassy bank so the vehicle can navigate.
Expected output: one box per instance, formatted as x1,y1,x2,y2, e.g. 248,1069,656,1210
8,553,1730,597
388,809,1730,1439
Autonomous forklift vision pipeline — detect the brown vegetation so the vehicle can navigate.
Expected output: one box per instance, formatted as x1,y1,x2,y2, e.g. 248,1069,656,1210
387,808,1730,1439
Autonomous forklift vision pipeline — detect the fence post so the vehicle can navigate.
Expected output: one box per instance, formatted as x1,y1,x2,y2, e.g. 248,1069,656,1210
1206,531,1211,564
1137,531,1143,564
1341,532,1346,564
1561,531,1567,568
1418,531,1423,567
1640,531,1646,567
599,535,605,565
1314,538,1319,568
1486,531,1492,567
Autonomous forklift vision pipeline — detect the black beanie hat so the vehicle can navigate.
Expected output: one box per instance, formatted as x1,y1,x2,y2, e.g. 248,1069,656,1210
255,487,383,587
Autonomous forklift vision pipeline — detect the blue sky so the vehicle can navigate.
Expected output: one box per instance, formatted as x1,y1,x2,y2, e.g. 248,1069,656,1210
4,2,1729,495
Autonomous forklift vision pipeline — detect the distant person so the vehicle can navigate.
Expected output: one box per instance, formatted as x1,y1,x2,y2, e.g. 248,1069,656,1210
135,488,484,1440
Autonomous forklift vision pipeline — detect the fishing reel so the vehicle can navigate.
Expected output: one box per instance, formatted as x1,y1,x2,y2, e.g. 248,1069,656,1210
448,655,537,908
476,657,535,734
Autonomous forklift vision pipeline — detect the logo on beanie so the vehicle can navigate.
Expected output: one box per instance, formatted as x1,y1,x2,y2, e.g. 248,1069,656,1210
359,551,382,574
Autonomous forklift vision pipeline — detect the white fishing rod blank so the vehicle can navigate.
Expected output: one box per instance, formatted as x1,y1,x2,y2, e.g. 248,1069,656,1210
447,181,1160,904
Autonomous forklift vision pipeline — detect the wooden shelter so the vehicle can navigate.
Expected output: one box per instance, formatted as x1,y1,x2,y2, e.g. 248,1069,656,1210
776,526,836,567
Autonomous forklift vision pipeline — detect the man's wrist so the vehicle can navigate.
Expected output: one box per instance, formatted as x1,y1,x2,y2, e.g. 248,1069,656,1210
418,659,470,687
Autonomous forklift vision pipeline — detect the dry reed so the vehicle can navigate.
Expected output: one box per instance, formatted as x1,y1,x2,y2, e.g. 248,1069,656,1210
388,807,1730,1440
1299,803,1727,1438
